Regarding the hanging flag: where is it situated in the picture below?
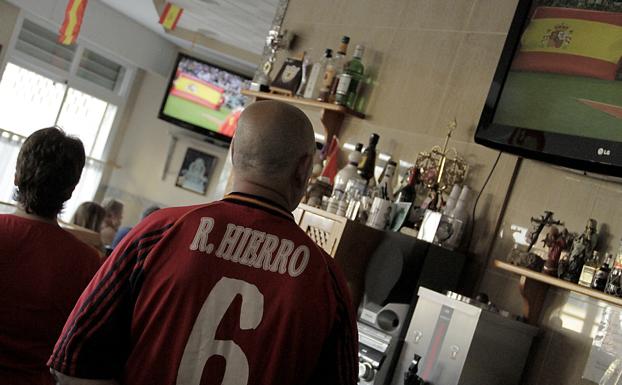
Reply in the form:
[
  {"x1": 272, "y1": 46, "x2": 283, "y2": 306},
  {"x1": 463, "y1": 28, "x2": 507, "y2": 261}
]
[
  {"x1": 58, "y1": 0, "x2": 88, "y2": 45},
  {"x1": 159, "y1": 3, "x2": 184, "y2": 31}
]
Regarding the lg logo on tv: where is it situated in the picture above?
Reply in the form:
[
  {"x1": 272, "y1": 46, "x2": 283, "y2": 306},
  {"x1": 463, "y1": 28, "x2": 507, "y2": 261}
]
[{"x1": 597, "y1": 148, "x2": 611, "y2": 156}]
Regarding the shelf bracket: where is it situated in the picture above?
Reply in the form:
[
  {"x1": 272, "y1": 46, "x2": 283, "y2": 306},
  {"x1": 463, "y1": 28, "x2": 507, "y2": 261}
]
[
  {"x1": 320, "y1": 109, "x2": 345, "y2": 148},
  {"x1": 519, "y1": 275, "x2": 549, "y2": 325}
]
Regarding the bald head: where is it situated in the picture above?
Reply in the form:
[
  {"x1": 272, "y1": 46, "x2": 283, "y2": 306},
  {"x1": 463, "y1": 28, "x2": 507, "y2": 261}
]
[
  {"x1": 231, "y1": 100, "x2": 316, "y2": 209},
  {"x1": 233, "y1": 100, "x2": 315, "y2": 180}
]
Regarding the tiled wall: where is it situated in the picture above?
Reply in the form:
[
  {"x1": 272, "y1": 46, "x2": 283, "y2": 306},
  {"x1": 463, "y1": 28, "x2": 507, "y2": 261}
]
[
  {"x1": 281, "y1": 0, "x2": 522, "y2": 295},
  {"x1": 281, "y1": 0, "x2": 621, "y2": 384}
]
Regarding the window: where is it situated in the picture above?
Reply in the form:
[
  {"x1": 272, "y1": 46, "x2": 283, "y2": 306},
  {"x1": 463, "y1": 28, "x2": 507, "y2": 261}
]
[{"x1": 0, "y1": 17, "x2": 134, "y2": 222}]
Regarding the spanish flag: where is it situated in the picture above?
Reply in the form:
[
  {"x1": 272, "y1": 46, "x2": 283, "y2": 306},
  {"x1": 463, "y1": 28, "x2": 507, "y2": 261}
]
[
  {"x1": 159, "y1": 3, "x2": 184, "y2": 31},
  {"x1": 58, "y1": 0, "x2": 88, "y2": 45},
  {"x1": 513, "y1": 7, "x2": 622, "y2": 80}
]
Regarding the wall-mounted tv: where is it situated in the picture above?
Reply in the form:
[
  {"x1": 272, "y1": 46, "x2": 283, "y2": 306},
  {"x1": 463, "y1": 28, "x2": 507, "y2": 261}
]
[
  {"x1": 475, "y1": 0, "x2": 622, "y2": 176},
  {"x1": 159, "y1": 53, "x2": 251, "y2": 146}
]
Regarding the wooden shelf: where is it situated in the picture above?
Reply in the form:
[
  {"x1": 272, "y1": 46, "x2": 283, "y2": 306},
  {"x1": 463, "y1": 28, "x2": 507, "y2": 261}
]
[
  {"x1": 242, "y1": 90, "x2": 366, "y2": 119},
  {"x1": 494, "y1": 259, "x2": 622, "y2": 324},
  {"x1": 242, "y1": 90, "x2": 365, "y2": 146},
  {"x1": 495, "y1": 259, "x2": 622, "y2": 306}
]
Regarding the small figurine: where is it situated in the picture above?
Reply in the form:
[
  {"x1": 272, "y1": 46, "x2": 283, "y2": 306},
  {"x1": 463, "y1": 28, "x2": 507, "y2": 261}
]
[
  {"x1": 559, "y1": 219, "x2": 599, "y2": 282},
  {"x1": 526, "y1": 211, "x2": 563, "y2": 252},
  {"x1": 542, "y1": 226, "x2": 568, "y2": 276}
]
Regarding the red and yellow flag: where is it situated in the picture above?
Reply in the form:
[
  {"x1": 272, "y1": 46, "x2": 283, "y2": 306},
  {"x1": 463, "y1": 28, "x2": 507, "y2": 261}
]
[
  {"x1": 58, "y1": 0, "x2": 88, "y2": 45},
  {"x1": 159, "y1": 3, "x2": 184, "y2": 30}
]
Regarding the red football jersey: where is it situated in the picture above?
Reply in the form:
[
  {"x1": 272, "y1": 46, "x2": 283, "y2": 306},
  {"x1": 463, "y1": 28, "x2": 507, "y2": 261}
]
[
  {"x1": 49, "y1": 193, "x2": 358, "y2": 385},
  {"x1": 0, "y1": 215, "x2": 101, "y2": 385}
]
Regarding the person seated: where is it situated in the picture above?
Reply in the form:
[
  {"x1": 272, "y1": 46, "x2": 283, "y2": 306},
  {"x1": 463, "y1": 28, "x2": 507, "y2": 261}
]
[
  {"x1": 49, "y1": 101, "x2": 358, "y2": 385},
  {"x1": 72, "y1": 201, "x2": 106, "y2": 233},
  {"x1": 0, "y1": 127, "x2": 101, "y2": 385},
  {"x1": 110, "y1": 205, "x2": 160, "y2": 250},
  {"x1": 99, "y1": 199, "x2": 123, "y2": 246}
]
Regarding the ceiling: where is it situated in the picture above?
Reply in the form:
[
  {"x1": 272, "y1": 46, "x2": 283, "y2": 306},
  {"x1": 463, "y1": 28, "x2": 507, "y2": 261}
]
[{"x1": 100, "y1": 0, "x2": 278, "y2": 68}]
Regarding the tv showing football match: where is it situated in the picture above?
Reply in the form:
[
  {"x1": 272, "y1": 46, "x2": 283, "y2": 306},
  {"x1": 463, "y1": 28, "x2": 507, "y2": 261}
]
[
  {"x1": 476, "y1": 0, "x2": 622, "y2": 175},
  {"x1": 159, "y1": 53, "x2": 251, "y2": 145}
]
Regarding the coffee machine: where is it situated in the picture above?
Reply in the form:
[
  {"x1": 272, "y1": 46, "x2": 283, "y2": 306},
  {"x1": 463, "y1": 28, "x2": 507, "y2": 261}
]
[{"x1": 357, "y1": 232, "x2": 465, "y2": 385}]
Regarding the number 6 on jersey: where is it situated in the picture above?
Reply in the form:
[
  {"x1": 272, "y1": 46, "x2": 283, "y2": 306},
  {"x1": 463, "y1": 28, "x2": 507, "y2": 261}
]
[{"x1": 177, "y1": 277, "x2": 264, "y2": 385}]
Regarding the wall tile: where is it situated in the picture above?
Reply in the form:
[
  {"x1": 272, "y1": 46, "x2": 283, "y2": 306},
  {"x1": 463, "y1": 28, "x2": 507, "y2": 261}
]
[
  {"x1": 370, "y1": 30, "x2": 463, "y2": 136},
  {"x1": 399, "y1": 0, "x2": 476, "y2": 31},
  {"x1": 467, "y1": 0, "x2": 519, "y2": 34},
  {"x1": 433, "y1": 33, "x2": 506, "y2": 142}
]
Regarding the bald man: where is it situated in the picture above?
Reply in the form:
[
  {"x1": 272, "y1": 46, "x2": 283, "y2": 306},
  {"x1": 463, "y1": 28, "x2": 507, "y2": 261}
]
[{"x1": 49, "y1": 101, "x2": 358, "y2": 385}]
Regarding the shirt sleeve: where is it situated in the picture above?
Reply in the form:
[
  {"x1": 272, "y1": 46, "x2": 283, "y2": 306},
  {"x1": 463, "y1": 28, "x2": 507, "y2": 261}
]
[
  {"x1": 310, "y1": 257, "x2": 359, "y2": 385},
  {"x1": 48, "y1": 220, "x2": 173, "y2": 379}
]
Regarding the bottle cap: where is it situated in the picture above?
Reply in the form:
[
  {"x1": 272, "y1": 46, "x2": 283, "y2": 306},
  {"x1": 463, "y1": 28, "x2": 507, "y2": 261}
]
[
  {"x1": 388, "y1": 160, "x2": 397, "y2": 167},
  {"x1": 355, "y1": 143, "x2": 364, "y2": 152},
  {"x1": 369, "y1": 133, "x2": 379, "y2": 146},
  {"x1": 341, "y1": 36, "x2": 351, "y2": 44},
  {"x1": 354, "y1": 44, "x2": 365, "y2": 58},
  {"x1": 324, "y1": 48, "x2": 333, "y2": 57}
]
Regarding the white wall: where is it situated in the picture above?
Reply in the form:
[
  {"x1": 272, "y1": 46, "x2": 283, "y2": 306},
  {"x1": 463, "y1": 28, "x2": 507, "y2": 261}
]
[
  {"x1": 6, "y1": 0, "x2": 177, "y2": 76},
  {"x1": 104, "y1": 71, "x2": 231, "y2": 226}
]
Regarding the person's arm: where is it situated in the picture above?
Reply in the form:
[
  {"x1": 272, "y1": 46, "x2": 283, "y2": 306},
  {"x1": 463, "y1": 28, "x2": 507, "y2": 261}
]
[
  {"x1": 51, "y1": 369, "x2": 119, "y2": 385},
  {"x1": 309, "y1": 259, "x2": 359, "y2": 385},
  {"x1": 47, "y1": 219, "x2": 173, "y2": 379}
]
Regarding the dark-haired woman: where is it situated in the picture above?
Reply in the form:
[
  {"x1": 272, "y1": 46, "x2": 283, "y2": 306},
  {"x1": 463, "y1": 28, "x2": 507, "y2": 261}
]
[{"x1": 0, "y1": 127, "x2": 101, "y2": 385}]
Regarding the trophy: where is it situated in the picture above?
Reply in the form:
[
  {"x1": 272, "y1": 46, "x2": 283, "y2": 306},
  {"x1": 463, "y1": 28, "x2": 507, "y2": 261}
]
[{"x1": 252, "y1": 26, "x2": 294, "y2": 90}]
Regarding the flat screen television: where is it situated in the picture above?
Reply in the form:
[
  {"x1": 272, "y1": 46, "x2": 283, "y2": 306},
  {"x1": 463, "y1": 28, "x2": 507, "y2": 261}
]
[
  {"x1": 159, "y1": 53, "x2": 251, "y2": 146},
  {"x1": 475, "y1": 0, "x2": 622, "y2": 176}
]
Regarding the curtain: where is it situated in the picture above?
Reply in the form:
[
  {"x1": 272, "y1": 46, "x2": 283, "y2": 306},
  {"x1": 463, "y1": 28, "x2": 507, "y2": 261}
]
[{"x1": 0, "y1": 130, "x2": 24, "y2": 204}]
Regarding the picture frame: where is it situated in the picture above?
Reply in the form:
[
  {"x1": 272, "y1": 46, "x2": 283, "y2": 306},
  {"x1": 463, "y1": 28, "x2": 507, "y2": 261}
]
[
  {"x1": 270, "y1": 55, "x2": 303, "y2": 96},
  {"x1": 175, "y1": 148, "x2": 217, "y2": 195}
]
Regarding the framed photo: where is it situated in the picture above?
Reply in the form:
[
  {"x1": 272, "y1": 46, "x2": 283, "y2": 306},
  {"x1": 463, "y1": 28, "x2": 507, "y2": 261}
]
[
  {"x1": 175, "y1": 148, "x2": 217, "y2": 195},
  {"x1": 270, "y1": 56, "x2": 303, "y2": 95}
]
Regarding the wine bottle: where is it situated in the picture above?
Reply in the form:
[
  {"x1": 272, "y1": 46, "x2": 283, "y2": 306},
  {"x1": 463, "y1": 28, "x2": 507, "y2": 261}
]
[
  {"x1": 357, "y1": 133, "x2": 379, "y2": 183},
  {"x1": 396, "y1": 167, "x2": 417, "y2": 203},
  {"x1": 605, "y1": 240, "x2": 622, "y2": 297},
  {"x1": 378, "y1": 160, "x2": 397, "y2": 200},
  {"x1": 593, "y1": 252, "x2": 613, "y2": 292}
]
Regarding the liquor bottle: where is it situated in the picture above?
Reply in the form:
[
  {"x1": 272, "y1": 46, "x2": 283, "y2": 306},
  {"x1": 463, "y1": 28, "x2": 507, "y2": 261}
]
[
  {"x1": 605, "y1": 240, "x2": 622, "y2": 297},
  {"x1": 378, "y1": 160, "x2": 397, "y2": 200},
  {"x1": 329, "y1": 35, "x2": 350, "y2": 102},
  {"x1": 357, "y1": 133, "x2": 379, "y2": 183},
  {"x1": 343, "y1": 44, "x2": 365, "y2": 109},
  {"x1": 592, "y1": 253, "x2": 613, "y2": 292},
  {"x1": 318, "y1": 50, "x2": 336, "y2": 102},
  {"x1": 404, "y1": 354, "x2": 426, "y2": 385},
  {"x1": 303, "y1": 49, "x2": 332, "y2": 100},
  {"x1": 579, "y1": 250, "x2": 601, "y2": 287},
  {"x1": 396, "y1": 167, "x2": 417, "y2": 203},
  {"x1": 333, "y1": 143, "x2": 364, "y2": 197}
]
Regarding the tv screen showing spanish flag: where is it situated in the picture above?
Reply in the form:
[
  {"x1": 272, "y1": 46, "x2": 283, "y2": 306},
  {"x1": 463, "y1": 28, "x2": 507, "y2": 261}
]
[
  {"x1": 160, "y1": 55, "x2": 250, "y2": 139},
  {"x1": 493, "y1": 1, "x2": 622, "y2": 142}
]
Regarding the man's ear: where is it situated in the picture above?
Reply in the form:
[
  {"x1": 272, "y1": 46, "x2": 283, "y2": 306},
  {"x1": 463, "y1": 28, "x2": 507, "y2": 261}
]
[
  {"x1": 230, "y1": 138, "x2": 236, "y2": 167},
  {"x1": 294, "y1": 153, "x2": 314, "y2": 187}
]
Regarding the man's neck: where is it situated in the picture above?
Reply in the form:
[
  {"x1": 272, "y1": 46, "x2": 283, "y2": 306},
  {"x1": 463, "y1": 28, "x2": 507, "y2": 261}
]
[
  {"x1": 231, "y1": 179, "x2": 293, "y2": 212},
  {"x1": 14, "y1": 206, "x2": 59, "y2": 226}
]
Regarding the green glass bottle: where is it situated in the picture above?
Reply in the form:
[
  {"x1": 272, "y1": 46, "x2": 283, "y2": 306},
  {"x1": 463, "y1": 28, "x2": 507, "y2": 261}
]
[{"x1": 344, "y1": 44, "x2": 365, "y2": 109}]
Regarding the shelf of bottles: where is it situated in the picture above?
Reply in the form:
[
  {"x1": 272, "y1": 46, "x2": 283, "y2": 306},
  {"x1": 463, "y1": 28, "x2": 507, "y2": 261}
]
[
  {"x1": 494, "y1": 259, "x2": 622, "y2": 308},
  {"x1": 241, "y1": 90, "x2": 366, "y2": 119}
]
